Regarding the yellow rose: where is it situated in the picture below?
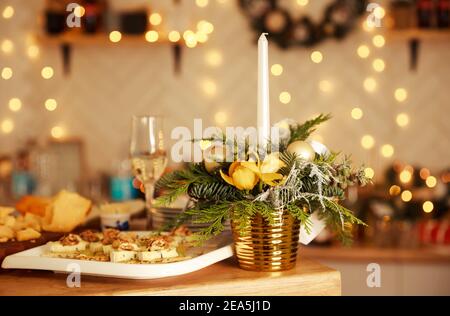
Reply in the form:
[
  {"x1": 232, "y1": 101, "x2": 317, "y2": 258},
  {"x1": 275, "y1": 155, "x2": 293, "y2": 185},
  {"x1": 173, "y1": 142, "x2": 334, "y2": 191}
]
[{"x1": 220, "y1": 153, "x2": 285, "y2": 190}]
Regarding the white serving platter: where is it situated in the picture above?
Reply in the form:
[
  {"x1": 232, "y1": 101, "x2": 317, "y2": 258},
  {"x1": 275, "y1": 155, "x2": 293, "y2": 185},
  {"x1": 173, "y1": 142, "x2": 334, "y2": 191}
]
[{"x1": 2, "y1": 233, "x2": 234, "y2": 280}]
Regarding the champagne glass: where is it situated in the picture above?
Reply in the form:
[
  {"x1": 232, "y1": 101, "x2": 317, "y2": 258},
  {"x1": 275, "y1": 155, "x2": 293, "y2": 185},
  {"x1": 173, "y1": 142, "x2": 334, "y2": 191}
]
[{"x1": 130, "y1": 116, "x2": 168, "y2": 227}]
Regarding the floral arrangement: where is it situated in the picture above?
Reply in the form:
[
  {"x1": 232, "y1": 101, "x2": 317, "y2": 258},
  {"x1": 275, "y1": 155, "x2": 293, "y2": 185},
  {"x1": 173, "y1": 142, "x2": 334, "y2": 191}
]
[{"x1": 155, "y1": 114, "x2": 370, "y2": 244}]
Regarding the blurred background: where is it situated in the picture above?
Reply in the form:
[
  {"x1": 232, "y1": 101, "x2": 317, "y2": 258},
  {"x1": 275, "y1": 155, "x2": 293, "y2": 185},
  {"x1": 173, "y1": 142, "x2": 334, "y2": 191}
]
[{"x1": 0, "y1": 0, "x2": 449, "y2": 295}]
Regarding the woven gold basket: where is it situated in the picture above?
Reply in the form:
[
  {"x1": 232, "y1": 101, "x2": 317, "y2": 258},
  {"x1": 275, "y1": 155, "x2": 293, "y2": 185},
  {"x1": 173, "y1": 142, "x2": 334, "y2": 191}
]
[{"x1": 231, "y1": 210, "x2": 300, "y2": 272}]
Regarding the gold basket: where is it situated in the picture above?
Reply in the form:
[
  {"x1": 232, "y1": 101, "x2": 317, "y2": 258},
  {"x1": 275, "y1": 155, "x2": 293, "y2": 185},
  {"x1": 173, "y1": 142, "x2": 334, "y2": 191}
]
[{"x1": 231, "y1": 210, "x2": 300, "y2": 272}]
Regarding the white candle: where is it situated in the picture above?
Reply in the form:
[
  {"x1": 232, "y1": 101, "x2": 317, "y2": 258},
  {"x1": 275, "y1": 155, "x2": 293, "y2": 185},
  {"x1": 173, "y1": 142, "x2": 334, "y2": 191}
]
[{"x1": 257, "y1": 33, "x2": 270, "y2": 144}]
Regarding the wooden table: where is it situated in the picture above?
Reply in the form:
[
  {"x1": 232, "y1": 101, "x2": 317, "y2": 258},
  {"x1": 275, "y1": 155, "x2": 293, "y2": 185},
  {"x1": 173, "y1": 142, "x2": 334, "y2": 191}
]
[{"x1": 0, "y1": 256, "x2": 341, "y2": 296}]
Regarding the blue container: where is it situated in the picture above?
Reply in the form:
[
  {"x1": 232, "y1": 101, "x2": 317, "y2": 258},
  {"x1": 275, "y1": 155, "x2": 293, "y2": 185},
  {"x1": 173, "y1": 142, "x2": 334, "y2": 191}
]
[{"x1": 110, "y1": 177, "x2": 137, "y2": 201}]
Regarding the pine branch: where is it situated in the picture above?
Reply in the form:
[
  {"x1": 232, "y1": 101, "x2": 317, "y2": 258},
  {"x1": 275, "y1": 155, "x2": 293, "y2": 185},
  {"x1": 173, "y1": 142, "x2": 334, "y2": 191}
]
[{"x1": 288, "y1": 113, "x2": 331, "y2": 143}]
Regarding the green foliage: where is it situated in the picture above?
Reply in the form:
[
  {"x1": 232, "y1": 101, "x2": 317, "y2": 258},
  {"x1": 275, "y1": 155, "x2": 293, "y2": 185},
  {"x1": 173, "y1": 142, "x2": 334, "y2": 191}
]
[{"x1": 288, "y1": 113, "x2": 332, "y2": 144}]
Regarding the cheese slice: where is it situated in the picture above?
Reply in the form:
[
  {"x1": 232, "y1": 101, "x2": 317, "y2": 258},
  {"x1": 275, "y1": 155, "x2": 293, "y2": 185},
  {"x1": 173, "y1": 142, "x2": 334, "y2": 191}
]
[
  {"x1": 110, "y1": 250, "x2": 136, "y2": 263},
  {"x1": 49, "y1": 240, "x2": 87, "y2": 253},
  {"x1": 161, "y1": 248, "x2": 179, "y2": 259},
  {"x1": 138, "y1": 251, "x2": 162, "y2": 262}
]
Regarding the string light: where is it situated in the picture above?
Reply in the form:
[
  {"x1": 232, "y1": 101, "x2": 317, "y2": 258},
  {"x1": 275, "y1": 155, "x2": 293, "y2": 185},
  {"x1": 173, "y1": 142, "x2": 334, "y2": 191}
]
[
  {"x1": 1, "y1": 67, "x2": 13, "y2": 80},
  {"x1": 214, "y1": 111, "x2": 228, "y2": 125},
  {"x1": 399, "y1": 169, "x2": 412, "y2": 183},
  {"x1": 73, "y1": 5, "x2": 85, "y2": 18},
  {"x1": 396, "y1": 113, "x2": 409, "y2": 127},
  {"x1": 362, "y1": 20, "x2": 375, "y2": 32},
  {"x1": 8, "y1": 98, "x2": 22, "y2": 112},
  {"x1": 183, "y1": 30, "x2": 197, "y2": 48},
  {"x1": 363, "y1": 77, "x2": 377, "y2": 92},
  {"x1": 27, "y1": 45, "x2": 40, "y2": 59},
  {"x1": 149, "y1": 13, "x2": 162, "y2": 26},
  {"x1": 361, "y1": 135, "x2": 375, "y2": 149},
  {"x1": 45, "y1": 99, "x2": 58, "y2": 111},
  {"x1": 168, "y1": 31, "x2": 181, "y2": 42},
  {"x1": 206, "y1": 50, "x2": 223, "y2": 67},
  {"x1": 202, "y1": 79, "x2": 217, "y2": 96},
  {"x1": 109, "y1": 31, "x2": 122, "y2": 43},
  {"x1": 51, "y1": 126, "x2": 65, "y2": 139},
  {"x1": 351, "y1": 107, "x2": 363, "y2": 120},
  {"x1": 271, "y1": 64, "x2": 283, "y2": 76},
  {"x1": 422, "y1": 201, "x2": 434, "y2": 213},
  {"x1": 196, "y1": 32, "x2": 208, "y2": 43},
  {"x1": 310, "y1": 51, "x2": 323, "y2": 63},
  {"x1": 419, "y1": 168, "x2": 430, "y2": 180},
  {"x1": 319, "y1": 80, "x2": 333, "y2": 93},
  {"x1": 394, "y1": 88, "x2": 408, "y2": 102},
  {"x1": 364, "y1": 167, "x2": 375, "y2": 179},
  {"x1": 372, "y1": 35, "x2": 385, "y2": 47},
  {"x1": 357, "y1": 45, "x2": 370, "y2": 58},
  {"x1": 372, "y1": 58, "x2": 385, "y2": 72},
  {"x1": 196, "y1": 0, "x2": 209, "y2": 7},
  {"x1": 380, "y1": 144, "x2": 394, "y2": 158},
  {"x1": 2, "y1": 6, "x2": 14, "y2": 19},
  {"x1": 41, "y1": 66, "x2": 54, "y2": 79},
  {"x1": 401, "y1": 190, "x2": 412, "y2": 202},
  {"x1": 1, "y1": 119, "x2": 14, "y2": 134},
  {"x1": 145, "y1": 30, "x2": 158, "y2": 42},
  {"x1": 197, "y1": 20, "x2": 214, "y2": 34},
  {"x1": 296, "y1": 0, "x2": 309, "y2": 5},
  {"x1": 389, "y1": 185, "x2": 401, "y2": 196},
  {"x1": 1, "y1": 39, "x2": 13, "y2": 54},
  {"x1": 425, "y1": 176, "x2": 437, "y2": 188},
  {"x1": 373, "y1": 6, "x2": 386, "y2": 19},
  {"x1": 279, "y1": 91, "x2": 291, "y2": 104}
]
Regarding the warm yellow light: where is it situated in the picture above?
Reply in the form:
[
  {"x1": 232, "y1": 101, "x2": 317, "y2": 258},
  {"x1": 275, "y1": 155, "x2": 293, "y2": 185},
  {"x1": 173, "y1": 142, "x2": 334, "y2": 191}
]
[
  {"x1": 364, "y1": 167, "x2": 375, "y2": 179},
  {"x1": 74, "y1": 5, "x2": 85, "y2": 18},
  {"x1": 1, "y1": 67, "x2": 12, "y2": 79},
  {"x1": 199, "y1": 140, "x2": 212, "y2": 150},
  {"x1": 351, "y1": 107, "x2": 363, "y2": 120},
  {"x1": 183, "y1": 30, "x2": 197, "y2": 48},
  {"x1": 361, "y1": 135, "x2": 375, "y2": 149},
  {"x1": 380, "y1": 144, "x2": 394, "y2": 158},
  {"x1": 145, "y1": 30, "x2": 159, "y2": 42},
  {"x1": 8, "y1": 98, "x2": 22, "y2": 112},
  {"x1": 373, "y1": 6, "x2": 386, "y2": 19},
  {"x1": 311, "y1": 134, "x2": 324, "y2": 143},
  {"x1": 372, "y1": 58, "x2": 385, "y2": 72},
  {"x1": 319, "y1": 80, "x2": 333, "y2": 93},
  {"x1": 51, "y1": 126, "x2": 65, "y2": 139},
  {"x1": 279, "y1": 91, "x2": 291, "y2": 104},
  {"x1": 197, "y1": 20, "x2": 214, "y2": 34},
  {"x1": 396, "y1": 113, "x2": 409, "y2": 127},
  {"x1": 426, "y1": 176, "x2": 437, "y2": 188},
  {"x1": 27, "y1": 45, "x2": 40, "y2": 59},
  {"x1": 389, "y1": 185, "x2": 401, "y2": 196},
  {"x1": 45, "y1": 99, "x2": 58, "y2": 111},
  {"x1": 196, "y1": 0, "x2": 209, "y2": 7},
  {"x1": 364, "y1": 77, "x2": 377, "y2": 92},
  {"x1": 394, "y1": 88, "x2": 408, "y2": 102},
  {"x1": 401, "y1": 190, "x2": 412, "y2": 202},
  {"x1": 357, "y1": 45, "x2": 370, "y2": 58},
  {"x1": 1, "y1": 39, "x2": 13, "y2": 54},
  {"x1": 423, "y1": 201, "x2": 434, "y2": 213},
  {"x1": 214, "y1": 111, "x2": 228, "y2": 125},
  {"x1": 372, "y1": 35, "x2": 385, "y2": 47},
  {"x1": 149, "y1": 13, "x2": 162, "y2": 26},
  {"x1": 296, "y1": 0, "x2": 309, "y2": 6},
  {"x1": 206, "y1": 50, "x2": 223, "y2": 67},
  {"x1": 419, "y1": 168, "x2": 430, "y2": 180},
  {"x1": 202, "y1": 79, "x2": 217, "y2": 96},
  {"x1": 109, "y1": 31, "x2": 122, "y2": 43},
  {"x1": 362, "y1": 19, "x2": 375, "y2": 32},
  {"x1": 1, "y1": 119, "x2": 14, "y2": 134},
  {"x1": 195, "y1": 32, "x2": 208, "y2": 43},
  {"x1": 2, "y1": 6, "x2": 14, "y2": 19},
  {"x1": 41, "y1": 66, "x2": 54, "y2": 79},
  {"x1": 271, "y1": 64, "x2": 283, "y2": 76},
  {"x1": 311, "y1": 51, "x2": 323, "y2": 63},
  {"x1": 168, "y1": 31, "x2": 181, "y2": 42},
  {"x1": 399, "y1": 170, "x2": 412, "y2": 183}
]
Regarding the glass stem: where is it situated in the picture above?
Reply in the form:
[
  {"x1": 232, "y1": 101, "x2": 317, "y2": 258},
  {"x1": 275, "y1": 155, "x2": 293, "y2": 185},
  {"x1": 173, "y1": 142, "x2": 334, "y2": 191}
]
[{"x1": 144, "y1": 182, "x2": 155, "y2": 229}]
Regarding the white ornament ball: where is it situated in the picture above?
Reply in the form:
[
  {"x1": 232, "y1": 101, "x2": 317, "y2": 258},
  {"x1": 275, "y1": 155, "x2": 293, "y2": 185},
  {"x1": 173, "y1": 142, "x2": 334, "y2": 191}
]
[
  {"x1": 203, "y1": 145, "x2": 226, "y2": 172},
  {"x1": 287, "y1": 141, "x2": 316, "y2": 161}
]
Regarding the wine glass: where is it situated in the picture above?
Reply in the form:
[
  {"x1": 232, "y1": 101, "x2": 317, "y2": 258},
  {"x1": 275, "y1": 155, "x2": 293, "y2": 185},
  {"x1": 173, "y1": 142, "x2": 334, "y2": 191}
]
[{"x1": 130, "y1": 116, "x2": 168, "y2": 227}]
